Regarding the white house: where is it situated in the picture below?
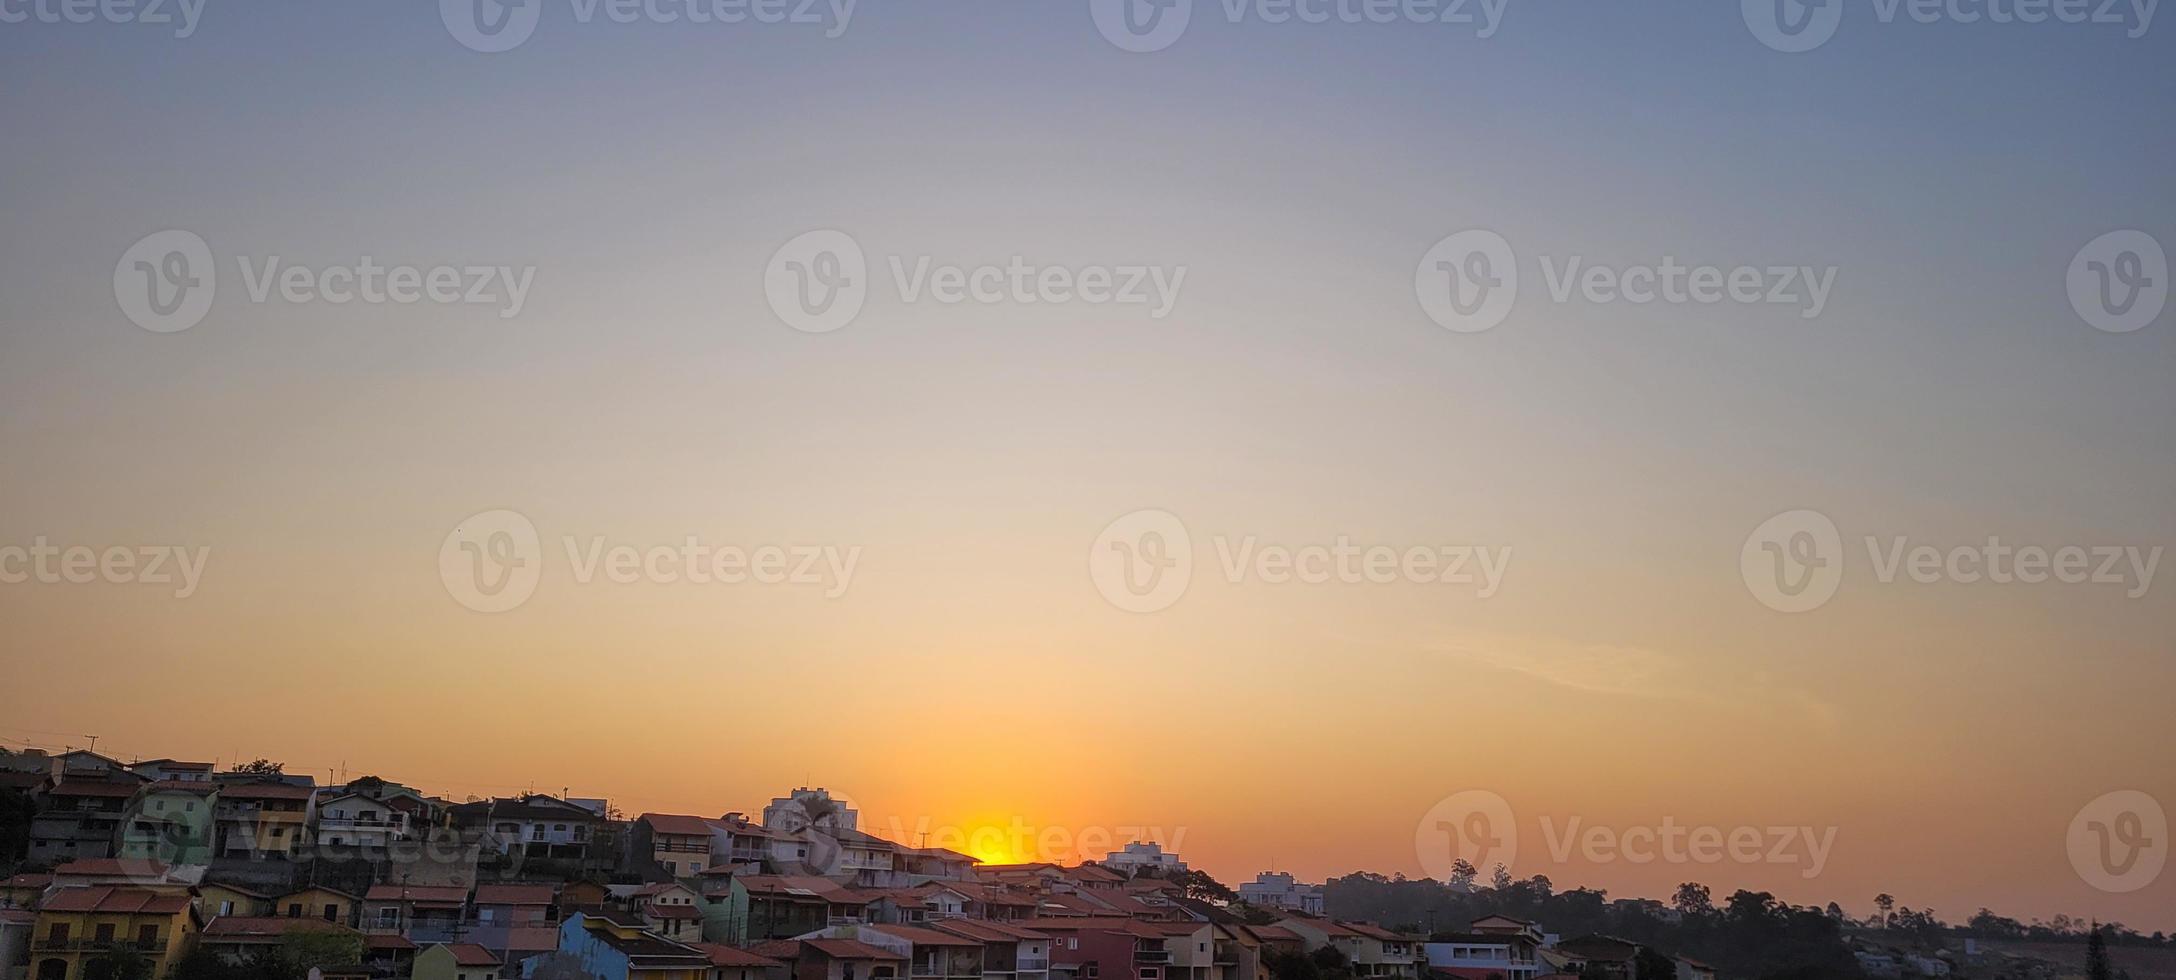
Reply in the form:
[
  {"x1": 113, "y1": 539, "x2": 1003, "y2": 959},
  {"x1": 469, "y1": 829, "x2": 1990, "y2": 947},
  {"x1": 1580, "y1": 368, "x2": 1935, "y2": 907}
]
[{"x1": 1235, "y1": 873, "x2": 1323, "y2": 915}]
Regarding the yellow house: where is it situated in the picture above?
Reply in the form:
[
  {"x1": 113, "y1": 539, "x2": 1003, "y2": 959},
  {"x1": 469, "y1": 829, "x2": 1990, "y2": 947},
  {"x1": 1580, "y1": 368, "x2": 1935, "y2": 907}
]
[
  {"x1": 273, "y1": 886, "x2": 359, "y2": 925},
  {"x1": 194, "y1": 883, "x2": 271, "y2": 919},
  {"x1": 30, "y1": 887, "x2": 199, "y2": 980}
]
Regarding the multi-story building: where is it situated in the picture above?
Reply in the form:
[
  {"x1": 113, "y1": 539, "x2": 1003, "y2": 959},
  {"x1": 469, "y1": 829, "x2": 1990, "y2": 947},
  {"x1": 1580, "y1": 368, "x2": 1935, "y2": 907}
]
[
  {"x1": 633, "y1": 815, "x2": 717, "y2": 879},
  {"x1": 1233, "y1": 875, "x2": 1321, "y2": 916},
  {"x1": 761, "y1": 789, "x2": 857, "y2": 838},
  {"x1": 1097, "y1": 844, "x2": 1183, "y2": 878},
  {"x1": 28, "y1": 887, "x2": 198, "y2": 980},
  {"x1": 1144, "y1": 923, "x2": 1213, "y2": 980},
  {"x1": 27, "y1": 779, "x2": 137, "y2": 865},
  {"x1": 212, "y1": 780, "x2": 316, "y2": 860},
  {"x1": 117, "y1": 781, "x2": 219, "y2": 869},
  {"x1": 125, "y1": 761, "x2": 213, "y2": 784},
  {"x1": 362, "y1": 884, "x2": 471, "y2": 944},
  {"x1": 1025, "y1": 917, "x2": 1171, "y2": 980},
  {"x1": 1423, "y1": 917, "x2": 1542, "y2": 980},
  {"x1": 841, "y1": 925, "x2": 984, "y2": 980},
  {"x1": 315, "y1": 792, "x2": 413, "y2": 855},
  {"x1": 930, "y1": 919, "x2": 1051, "y2": 980},
  {"x1": 631, "y1": 883, "x2": 705, "y2": 944},
  {"x1": 459, "y1": 796, "x2": 598, "y2": 860},
  {"x1": 1275, "y1": 921, "x2": 1423, "y2": 980}
]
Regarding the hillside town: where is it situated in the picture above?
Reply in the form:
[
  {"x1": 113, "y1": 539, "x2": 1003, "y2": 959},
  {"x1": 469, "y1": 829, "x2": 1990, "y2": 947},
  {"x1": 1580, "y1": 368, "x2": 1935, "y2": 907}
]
[{"x1": 0, "y1": 747, "x2": 2149, "y2": 980}]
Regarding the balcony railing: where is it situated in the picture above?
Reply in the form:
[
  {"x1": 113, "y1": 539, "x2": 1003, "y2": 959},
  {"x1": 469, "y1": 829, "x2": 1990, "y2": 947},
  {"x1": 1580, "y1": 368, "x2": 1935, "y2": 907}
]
[{"x1": 1134, "y1": 951, "x2": 1171, "y2": 964}]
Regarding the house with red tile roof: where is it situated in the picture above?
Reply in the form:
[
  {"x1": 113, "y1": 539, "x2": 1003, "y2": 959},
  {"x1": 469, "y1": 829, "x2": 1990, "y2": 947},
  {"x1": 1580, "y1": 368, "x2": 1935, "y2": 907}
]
[
  {"x1": 362, "y1": 884, "x2": 470, "y2": 944},
  {"x1": 814, "y1": 925, "x2": 985, "y2": 980},
  {"x1": 635, "y1": 814, "x2": 720, "y2": 880},
  {"x1": 632, "y1": 882, "x2": 705, "y2": 943},
  {"x1": 691, "y1": 941, "x2": 786, "y2": 980},
  {"x1": 31, "y1": 887, "x2": 201, "y2": 980},
  {"x1": 1276, "y1": 919, "x2": 1426, "y2": 980},
  {"x1": 1021, "y1": 917, "x2": 1174, "y2": 980},
  {"x1": 932, "y1": 919, "x2": 1054, "y2": 980},
  {"x1": 198, "y1": 915, "x2": 361, "y2": 961},
  {"x1": 28, "y1": 778, "x2": 138, "y2": 864},
  {"x1": 211, "y1": 779, "x2": 317, "y2": 861}
]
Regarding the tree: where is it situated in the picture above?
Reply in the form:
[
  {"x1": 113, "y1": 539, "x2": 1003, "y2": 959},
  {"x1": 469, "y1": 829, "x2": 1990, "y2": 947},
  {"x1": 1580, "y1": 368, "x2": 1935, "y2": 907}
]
[
  {"x1": 281, "y1": 929, "x2": 364, "y2": 972},
  {"x1": 1489, "y1": 865, "x2": 1513, "y2": 891},
  {"x1": 2087, "y1": 923, "x2": 2113, "y2": 980},
  {"x1": 235, "y1": 759, "x2": 284, "y2": 776},
  {"x1": 1448, "y1": 859, "x2": 1478, "y2": 889},
  {"x1": 1174, "y1": 868, "x2": 1238, "y2": 904},
  {"x1": 1873, "y1": 893, "x2": 1895, "y2": 929},
  {"x1": 1672, "y1": 882, "x2": 1713, "y2": 918}
]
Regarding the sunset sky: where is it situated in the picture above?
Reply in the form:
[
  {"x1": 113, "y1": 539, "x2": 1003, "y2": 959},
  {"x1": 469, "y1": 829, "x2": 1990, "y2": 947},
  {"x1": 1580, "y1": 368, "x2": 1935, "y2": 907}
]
[{"x1": 2, "y1": 0, "x2": 2172, "y2": 936}]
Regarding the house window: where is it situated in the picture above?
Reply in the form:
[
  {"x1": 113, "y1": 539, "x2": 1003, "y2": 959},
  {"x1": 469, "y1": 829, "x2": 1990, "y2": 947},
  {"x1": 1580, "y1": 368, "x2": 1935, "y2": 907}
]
[
  {"x1": 323, "y1": 905, "x2": 338, "y2": 922},
  {"x1": 138, "y1": 926, "x2": 158, "y2": 947},
  {"x1": 95, "y1": 925, "x2": 115, "y2": 943},
  {"x1": 46, "y1": 924, "x2": 68, "y2": 944},
  {"x1": 378, "y1": 909, "x2": 399, "y2": 927},
  {"x1": 219, "y1": 901, "x2": 235, "y2": 916},
  {"x1": 289, "y1": 904, "x2": 303, "y2": 917}
]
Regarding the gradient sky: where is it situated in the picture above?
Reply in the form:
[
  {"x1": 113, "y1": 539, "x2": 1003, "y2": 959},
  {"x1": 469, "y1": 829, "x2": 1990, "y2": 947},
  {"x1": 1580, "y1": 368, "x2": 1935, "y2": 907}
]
[{"x1": 2, "y1": 0, "x2": 2173, "y2": 934}]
